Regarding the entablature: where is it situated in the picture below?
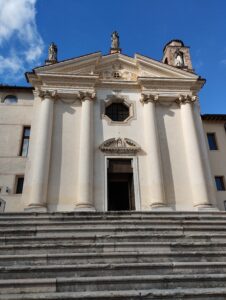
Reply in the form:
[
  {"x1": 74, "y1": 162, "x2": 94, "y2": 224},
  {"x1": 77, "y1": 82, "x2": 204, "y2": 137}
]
[{"x1": 34, "y1": 88, "x2": 96, "y2": 102}]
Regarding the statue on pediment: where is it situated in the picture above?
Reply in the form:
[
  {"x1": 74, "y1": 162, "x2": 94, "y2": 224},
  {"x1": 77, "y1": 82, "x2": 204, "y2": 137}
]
[
  {"x1": 48, "y1": 42, "x2": 58, "y2": 62},
  {"x1": 111, "y1": 31, "x2": 120, "y2": 49}
]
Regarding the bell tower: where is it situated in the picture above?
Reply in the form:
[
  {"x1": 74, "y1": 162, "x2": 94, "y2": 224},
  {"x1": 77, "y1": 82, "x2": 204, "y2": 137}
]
[{"x1": 162, "y1": 39, "x2": 193, "y2": 72}]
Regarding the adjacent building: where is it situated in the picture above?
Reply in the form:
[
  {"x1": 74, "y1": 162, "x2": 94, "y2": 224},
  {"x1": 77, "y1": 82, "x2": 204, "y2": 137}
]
[{"x1": 0, "y1": 37, "x2": 226, "y2": 212}]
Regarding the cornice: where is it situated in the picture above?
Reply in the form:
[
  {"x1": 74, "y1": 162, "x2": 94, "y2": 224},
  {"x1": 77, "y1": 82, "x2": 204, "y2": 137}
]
[
  {"x1": 33, "y1": 52, "x2": 102, "y2": 72},
  {"x1": 138, "y1": 77, "x2": 204, "y2": 91}
]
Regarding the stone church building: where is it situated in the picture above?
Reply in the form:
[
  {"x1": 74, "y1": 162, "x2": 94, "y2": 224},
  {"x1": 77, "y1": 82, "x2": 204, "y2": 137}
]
[{"x1": 1, "y1": 35, "x2": 226, "y2": 213}]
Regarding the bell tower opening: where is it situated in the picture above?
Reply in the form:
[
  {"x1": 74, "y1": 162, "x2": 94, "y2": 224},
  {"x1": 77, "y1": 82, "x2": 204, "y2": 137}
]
[{"x1": 107, "y1": 158, "x2": 135, "y2": 211}]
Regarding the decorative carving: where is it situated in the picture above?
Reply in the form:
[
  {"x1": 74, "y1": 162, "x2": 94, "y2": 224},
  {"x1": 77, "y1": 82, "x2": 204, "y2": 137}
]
[
  {"x1": 140, "y1": 93, "x2": 159, "y2": 104},
  {"x1": 75, "y1": 91, "x2": 96, "y2": 101},
  {"x1": 176, "y1": 94, "x2": 198, "y2": 105},
  {"x1": 37, "y1": 90, "x2": 59, "y2": 100},
  {"x1": 100, "y1": 138, "x2": 141, "y2": 154}
]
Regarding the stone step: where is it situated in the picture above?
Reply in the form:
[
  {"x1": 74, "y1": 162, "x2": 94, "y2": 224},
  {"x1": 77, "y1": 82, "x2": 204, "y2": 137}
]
[
  {"x1": 3, "y1": 225, "x2": 226, "y2": 237},
  {"x1": 2, "y1": 232, "x2": 226, "y2": 245},
  {"x1": 1, "y1": 262, "x2": 226, "y2": 279},
  {"x1": 1, "y1": 251, "x2": 226, "y2": 266},
  {"x1": 1, "y1": 288, "x2": 226, "y2": 300},
  {"x1": 2, "y1": 219, "x2": 226, "y2": 226},
  {"x1": 1, "y1": 211, "x2": 226, "y2": 221},
  {"x1": 1, "y1": 274, "x2": 226, "y2": 294},
  {"x1": 0, "y1": 241, "x2": 226, "y2": 255},
  {"x1": 1, "y1": 212, "x2": 226, "y2": 298}
]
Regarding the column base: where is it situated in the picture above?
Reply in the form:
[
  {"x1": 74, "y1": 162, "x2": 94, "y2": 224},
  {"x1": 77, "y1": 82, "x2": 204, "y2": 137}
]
[
  {"x1": 194, "y1": 204, "x2": 219, "y2": 211},
  {"x1": 74, "y1": 203, "x2": 96, "y2": 212},
  {"x1": 24, "y1": 204, "x2": 47, "y2": 212},
  {"x1": 150, "y1": 203, "x2": 173, "y2": 211}
]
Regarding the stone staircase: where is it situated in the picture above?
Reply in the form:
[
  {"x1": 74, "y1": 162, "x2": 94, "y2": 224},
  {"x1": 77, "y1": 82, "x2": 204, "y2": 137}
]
[{"x1": 1, "y1": 211, "x2": 226, "y2": 299}]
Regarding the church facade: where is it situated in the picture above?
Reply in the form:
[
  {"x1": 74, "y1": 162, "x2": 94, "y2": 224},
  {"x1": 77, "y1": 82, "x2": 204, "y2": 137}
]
[{"x1": 0, "y1": 36, "x2": 226, "y2": 212}]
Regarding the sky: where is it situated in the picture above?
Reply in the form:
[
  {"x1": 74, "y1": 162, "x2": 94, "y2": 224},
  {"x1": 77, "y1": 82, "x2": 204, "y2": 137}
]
[{"x1": 0, "y1": 0, "x2": 225, "y2": 113}]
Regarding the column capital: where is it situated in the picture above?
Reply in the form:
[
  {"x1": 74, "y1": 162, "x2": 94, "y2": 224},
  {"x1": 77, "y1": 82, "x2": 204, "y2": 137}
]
[
  {"x1": 176, "y1": 94, "x2": 198, "y2": 106},
  {"x1": 75, "y1": 91, "x2": 96, "y2": 102},
  {"x1": 35, "y1": 89, "x2": 59, "y2": 101},
  {"x1": 140, "y1": 93, "x2": 159, "y2": 104}
]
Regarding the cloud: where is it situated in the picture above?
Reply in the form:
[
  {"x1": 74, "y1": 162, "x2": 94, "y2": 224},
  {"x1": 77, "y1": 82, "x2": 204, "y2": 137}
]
[
  {"x1": 0, "y1": 0, "x2": 44, "y2": 83},
  {"x1": 221, "y1": 59, "x2": 226, "y2": 65}
]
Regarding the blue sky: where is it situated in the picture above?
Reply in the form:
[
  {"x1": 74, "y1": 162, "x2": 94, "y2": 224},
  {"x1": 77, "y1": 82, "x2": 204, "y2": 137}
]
[{"x1": 0, "y1": 0, "x2": 225, "y2": 113}]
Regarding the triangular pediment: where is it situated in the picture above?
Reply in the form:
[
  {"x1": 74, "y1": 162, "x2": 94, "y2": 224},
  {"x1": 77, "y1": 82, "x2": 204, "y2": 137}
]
[
  {"x1": 32, "y1": 52, "x2": 199, "y2": 82},
  {"x1": 34, "y1": 52, "x2": 102, "y2": 75}
]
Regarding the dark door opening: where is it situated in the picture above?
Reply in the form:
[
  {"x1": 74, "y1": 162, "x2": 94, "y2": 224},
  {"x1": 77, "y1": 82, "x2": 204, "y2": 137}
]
[{"x1": 107, "y1": 159, "x2": 135, "y2": 211}]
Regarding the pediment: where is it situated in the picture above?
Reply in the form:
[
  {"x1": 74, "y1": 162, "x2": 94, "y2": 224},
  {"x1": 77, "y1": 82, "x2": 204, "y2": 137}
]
[
  {"x1": 33, "y1": 52, "x2": 198, "y2": 82},
  {"x1": 34, "y1": 52, "x2": 102, "y2": 75}
]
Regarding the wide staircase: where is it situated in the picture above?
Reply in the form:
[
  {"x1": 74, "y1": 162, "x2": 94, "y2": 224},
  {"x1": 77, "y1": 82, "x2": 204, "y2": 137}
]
[{"x1": 1, "y1": 211, "x2": 226, "y2": 299}]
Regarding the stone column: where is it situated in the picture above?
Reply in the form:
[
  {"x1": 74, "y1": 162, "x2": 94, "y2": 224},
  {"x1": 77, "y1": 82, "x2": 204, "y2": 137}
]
[
  {"x1": 141, "y1": 94, "x2": 166, "y2": 209},
  {"x1": 179, "y1": 95, "x2": 213, "y2": 209},
  {"x1": 193, "y1": 101, "x2": 217, "y2": 208},
  {"x1": 26, "y1": 90, "x2": 57, "y2": 211},
  {"x1": 75, "y1": 92, "x2": 96, "y2": 211}
]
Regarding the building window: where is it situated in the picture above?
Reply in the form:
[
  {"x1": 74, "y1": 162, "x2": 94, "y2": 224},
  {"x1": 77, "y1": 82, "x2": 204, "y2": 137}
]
[
  {"x1": 16, "y1": 176, "x2": 24, "y2": 194},
  {"x1": 3, "y1": 95, "x2": 18, "y2": 104},
  {"x1": 105, "y1": 103, "x2": 129, "y2": 122},
  {"x1": 20, "y1": 127, "x2": 30, "y2": 157},
  {"x1": 207, "y1": 133, "x2": 218, "y2": 150},
  {"x1": 215, "y1": 176, "x2": 225, "y2": 191}
]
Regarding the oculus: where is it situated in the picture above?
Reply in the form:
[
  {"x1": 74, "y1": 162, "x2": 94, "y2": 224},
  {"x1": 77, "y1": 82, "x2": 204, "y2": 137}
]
[
  {"x1": 103, "y1": 95, "x2": 135, "y2": 125},
  {"x1": 105, "y1": 102, "x2": 129, "y2": 122}
]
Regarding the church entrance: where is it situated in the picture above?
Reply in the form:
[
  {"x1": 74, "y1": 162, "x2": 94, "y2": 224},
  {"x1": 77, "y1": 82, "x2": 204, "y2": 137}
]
[{"x1": 107, "y1": 159, "x2": 135, "y2": 211}]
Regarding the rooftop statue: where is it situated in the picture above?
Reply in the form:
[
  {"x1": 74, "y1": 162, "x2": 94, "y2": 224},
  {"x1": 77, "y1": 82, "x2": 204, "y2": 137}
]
[
  {"x1": 48, "y1": 42, "x2": 58, "y2": 62},
  {"x1": 111, "y1": 31, "x2": 120, "y2": 49}
]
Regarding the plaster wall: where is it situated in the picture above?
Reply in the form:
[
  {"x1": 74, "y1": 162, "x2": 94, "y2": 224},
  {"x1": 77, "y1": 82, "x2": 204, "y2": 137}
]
[
  {"x1": 203, "y1": 120, "x2": 226, "y2": 210},
  {"x1": 0, "y1": 91, "x2": 33, "y2": 211}
]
